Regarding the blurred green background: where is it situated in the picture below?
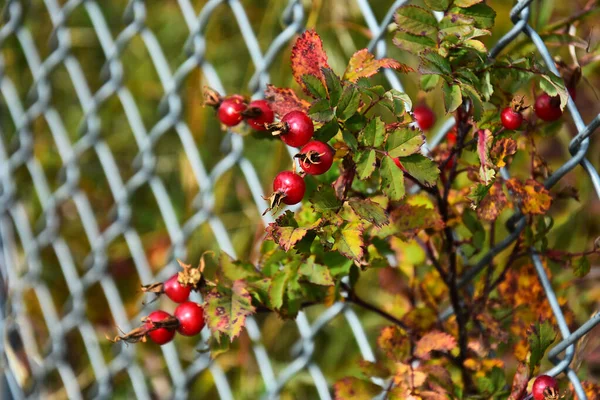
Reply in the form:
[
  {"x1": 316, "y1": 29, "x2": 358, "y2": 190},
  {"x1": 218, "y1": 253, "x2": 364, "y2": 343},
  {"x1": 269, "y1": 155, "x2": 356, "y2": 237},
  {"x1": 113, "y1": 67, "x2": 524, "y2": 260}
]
[{"x1": 1, "y1": 0, "x2": 600, "y2": 398}]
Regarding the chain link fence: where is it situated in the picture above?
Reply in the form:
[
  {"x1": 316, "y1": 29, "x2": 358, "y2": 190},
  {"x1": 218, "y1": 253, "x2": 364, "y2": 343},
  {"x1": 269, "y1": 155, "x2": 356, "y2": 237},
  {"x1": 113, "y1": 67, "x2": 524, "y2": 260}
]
[{"x1": 0, "y1": 0, "x2": 599, "y2": 399}]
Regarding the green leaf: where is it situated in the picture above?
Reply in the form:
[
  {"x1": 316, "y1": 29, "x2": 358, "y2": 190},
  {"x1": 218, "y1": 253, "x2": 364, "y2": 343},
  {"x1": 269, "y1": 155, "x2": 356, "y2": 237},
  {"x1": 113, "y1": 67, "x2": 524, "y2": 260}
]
[
  {"x1": 394, "y1": 5, "x2": 439, "y2": 41},
  {"x1": 345, "y1": 113, "x2": 368, "y2": 133},
  {"x1": 314, "y1": 119, "x2": 340, "y2": 142},
  {"x1": 343, "y1": 129, "x2": 359, "y2": 152},
  {"x1": 380, "y1": 156, "x2": 406, "y2": 201},
  {"x1": 384, "y1": 89, "x2": 412, "y2": 114},
  {"x1": 332, "y1": 223, "x2": 365, "y2": 260},
  {"x1": 442, "y1": 80, "x2": 462, "y2": 113},
  {"x1": 573, "y1": 256, "x2": 591, "y2": 278},
  {"x1": 204, "y1": 281, "x2": 256, "y2": 342},
  {"x1": 359, "y1": 117, "x2": 386, "y2": 147},
  {"x1": 451, "y1": 3, "x2": 496, "y2": 29},
  {"x1": 336, "y1": 85, "x2": 361, "y2": 120},
  {"x1": 386, "y1": 127, "x2": 424, "y2": 158},
  {"x1": 528, "y1": 320, "x2": 558, "y2": 376},
  {"x1": 540, "y1": 74, "x2": 568, "y2": 109},
  {"x1": 460, "y1": 82, "x2": 484, "y2": 120},
  {"x1": 401, "y1": 154, "x2": 440, "y2": 186},
  {"x1": 420, "y1": 74, "x2": 441, "y2": 91},
  {"x1": 334, "y1": 377, "x2": 382, "y2": 400},
  {"x1": 424, "y1": 0, "x2": 451, "y2": 11},
  {"x1": 454, "y1": 0, "x2": 482, "y2": 6},
  {"x1": 310, "y1": 185, "x2": 342, "y2": 214},
  {"x1": 419, "y1": 51, "x2": 452, "y2": 75},
  {"x1": 269, "y1": 270, "x2": 289, "y2": 310},
  {"x1": 354, "y1": 150, "x2": 377, "y2": 180},
  {"x1": 481, "y1": 71, "x2": 493, "y2": 101},
  {"x1": 322, "y1": 67, "x2": 342, "y2": 105},
  {"x1": 348, "y1": 198, "x2": 389, "y2": 228},
  {"x1": 299, "y1": 256, "x2": 334, "y2": 286},
  {"x1": 309, "y1": 98, "x2": 335, "y2": 122},
  {"x1": 393, "y1": 31, "x2": 437, "y2": 54},
  {"x1": 302, "y1": 74, "x2": 328, "y2": 99},
  {"x1": 220, "y1": 253, "x2": 262, "y2": 281}
]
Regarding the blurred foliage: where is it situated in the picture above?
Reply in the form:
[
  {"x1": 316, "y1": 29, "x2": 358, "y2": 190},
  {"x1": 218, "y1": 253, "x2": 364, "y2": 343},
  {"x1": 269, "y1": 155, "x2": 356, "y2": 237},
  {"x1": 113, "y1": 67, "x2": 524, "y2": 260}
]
[{"x1": 1, "y1": 0, "x2": 600, "y2": 399}]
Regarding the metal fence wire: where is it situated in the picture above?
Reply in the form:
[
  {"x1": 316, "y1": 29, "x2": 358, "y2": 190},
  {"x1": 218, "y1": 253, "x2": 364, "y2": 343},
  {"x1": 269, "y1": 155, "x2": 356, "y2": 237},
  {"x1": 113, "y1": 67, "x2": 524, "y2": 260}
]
[{"x1": 0, "y1": 0, "x2": 599, "y2": 399}]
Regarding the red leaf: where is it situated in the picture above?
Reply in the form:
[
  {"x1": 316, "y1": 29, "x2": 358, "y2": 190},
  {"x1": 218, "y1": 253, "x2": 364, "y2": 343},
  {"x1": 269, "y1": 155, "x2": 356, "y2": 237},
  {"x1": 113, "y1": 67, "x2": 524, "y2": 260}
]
[
  {"x1": 264, "y1": 84, "x2": 310, "y2": 117},
  {"x1": 291, "y1": 29, "x2": 330, "y2": 94},
  {"x1": 344, "y1": 49, "x2": 413, "y2": 82},
  {"x1": 508, "y1": 363, "x2": 530, "y2": 400}
]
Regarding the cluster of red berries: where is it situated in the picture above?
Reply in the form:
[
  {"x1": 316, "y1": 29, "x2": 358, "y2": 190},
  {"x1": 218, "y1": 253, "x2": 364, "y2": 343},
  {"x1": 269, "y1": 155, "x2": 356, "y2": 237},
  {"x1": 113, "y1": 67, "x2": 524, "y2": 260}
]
[
  {"x1": 109, "y1": 262, "x2": 205, "y2": 346},
  {"x1": 531, "y1": 375, "x2": 559, "y2": 400},
  {"x1": 204, "y1": 88, "x2": 275, "y2": 130}
]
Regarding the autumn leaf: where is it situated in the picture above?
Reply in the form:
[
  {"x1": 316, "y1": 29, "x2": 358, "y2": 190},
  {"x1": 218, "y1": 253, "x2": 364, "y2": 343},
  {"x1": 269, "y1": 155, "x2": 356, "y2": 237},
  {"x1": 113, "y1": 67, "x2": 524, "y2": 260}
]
[
  {"x1": 393, "y1": 362, "x2": 428, "y2": 389},
  {"x1": 291, "y1": 30, "x2": 330, "y2": 95},
  {"x1": 334, "y1": 377, "x2": 382, "y2": 400},
  {"x1": 377, "y1": 326, "x2": 411, "y2": 362},
  {"x1": 575, "y1": 381, "x2": 600, "y2": 400},
  {"x1": 332, "y1": 223, "x2": 365, "y2": 260},
  {"x1": 492, "y1": 137, "x2": 517, "y2": 168},
  {"x1": 506, "y1": 178, "x2": 552, "y2": 214},
  {"x1": 344, "y1": 48, "x2": 413, "y2": 82},
  {"x1": 390, "y1": 203, "x2": 444, "y2": 238},
  {"x1": 204, "y1": 280, "x2": 256, "y2": 342},
  {"x1": 299, "y1": 256, "x2": 334, "y2": 286},
  {"x1": 265, "y1": 84, "x2": 310, "y2": 116},
  {"x1": 414, "y1": 331, "x2": 457, "y2": 360},
  {"x1": 477, "y1": 129, "x2": 495, "y2": 184},
  {"x1": 507, "y1": 363, "x2": 529, "y2": 400},
  {"x1": 265, "y1": 210, "x2": 320, "y2": 252},
  {"x1": 477, "y1": 182, "x2": 508, "y2": 221}
]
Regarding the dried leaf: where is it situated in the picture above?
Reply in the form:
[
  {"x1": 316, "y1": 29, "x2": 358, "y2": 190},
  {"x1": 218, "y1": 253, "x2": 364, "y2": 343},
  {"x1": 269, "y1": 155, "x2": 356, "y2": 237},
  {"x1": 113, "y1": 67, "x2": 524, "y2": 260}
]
[
  {"x1": 477, "y1": 182, "x2": 508, "y2": 221},
  {"x1": 414, "y1": 331, "x2": 457, "y2": 360},
  {"x1": 477, "y1": 129, "x2": 495, "y2": 184},
  {"x1": 291, "y1": 30, "x2": 330, "y2": 95},
  {"x1": 264, "y1": 84, "x2": 310, "y2": 116},
  {"x1": 506, "y1": 178, "x2": 552, "y2": 215},
  {"x1": 492, "y1": 137, "x2": 517, "y2": 168},
  {"x1": 344, "y1": 48, "x2": 413, "y2": 82}
]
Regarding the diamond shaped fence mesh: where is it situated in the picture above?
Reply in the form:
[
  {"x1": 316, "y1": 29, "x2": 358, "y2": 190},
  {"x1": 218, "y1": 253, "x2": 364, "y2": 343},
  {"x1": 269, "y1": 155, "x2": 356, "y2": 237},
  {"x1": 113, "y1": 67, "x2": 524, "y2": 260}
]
[{"x1": 0, "y1": 0, "x2": 599, "y2": 399}]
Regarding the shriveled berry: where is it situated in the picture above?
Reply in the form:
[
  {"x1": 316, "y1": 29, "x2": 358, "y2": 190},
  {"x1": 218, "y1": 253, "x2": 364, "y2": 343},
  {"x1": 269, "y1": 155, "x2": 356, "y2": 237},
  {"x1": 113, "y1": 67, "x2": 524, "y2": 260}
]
[
  {"x1": 174, "y1": 301, "x2": 205, "y2": 336},
  {"x1": 501, "y1": 107, "x2": 524, "y2": 130},
  {"x1": 532, "y1": 375, "x2": 559, "y2": 400},
  {"x1": 279, "y1": 111, "x2": 314, "y2": 147},
  {"x1": 297, "y1": 141, "x2": 334, "y2": 175},
  {"x1": 246, "y1": 100, "x2": 274, "y2": 131},
  {"x1": 163, "y1": 274, "x2": 191, "y2": 303},
  {"x1": 218, "y1": 96, "x2": 247, "y2": 127},
  {"x1": 145, "y1": 310, "x2": 176, "y2": 345},
  {"x1": 273, "y1": 171, "x2": 305, "y2": 205},
  {"x1": 413, "y1": 104, "x2": 436, "y2": 130},
  {"x1": 534, "y1": 93, "x2": 563, "y2": 122}
]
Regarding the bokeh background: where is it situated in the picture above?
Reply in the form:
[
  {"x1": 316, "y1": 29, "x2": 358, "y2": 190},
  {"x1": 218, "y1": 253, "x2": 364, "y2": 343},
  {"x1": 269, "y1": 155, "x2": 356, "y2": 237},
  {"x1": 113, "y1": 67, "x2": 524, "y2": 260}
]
[{"x1": 1, "y1": 0, "x2": 599, "y2": 399}]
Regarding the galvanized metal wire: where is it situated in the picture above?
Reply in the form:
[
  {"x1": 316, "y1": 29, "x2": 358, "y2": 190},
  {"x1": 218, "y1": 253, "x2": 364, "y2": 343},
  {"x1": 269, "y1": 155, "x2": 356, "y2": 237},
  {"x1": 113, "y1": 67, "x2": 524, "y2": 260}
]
[{"x1": 0, "y1": 0, "x2": 598, "y2": 399}]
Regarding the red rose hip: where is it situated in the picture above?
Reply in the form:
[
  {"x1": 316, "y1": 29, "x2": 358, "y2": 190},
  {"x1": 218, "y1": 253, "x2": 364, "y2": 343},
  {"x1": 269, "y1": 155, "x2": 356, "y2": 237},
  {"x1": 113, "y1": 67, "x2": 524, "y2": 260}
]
[
  {"x1": 273, "y1": 171, "x2": 305, "y2": 205},
  {"x1": 534, "y1": 93, "x2": 563, "y2": 122},
  {"x1": 218, "y1": 96, "x2": 247, "y2": 127},
  {"x1": 413, "y1": 104, "x2": 436, "y2": 130},
  {"x1": 245, "y1": 100, "x2": 274, "y2": 130},
  {"x1": 174, "y1": 301, "x2": 205, "y2": 336},
  {"x1": 272, "y1": 111, "x2": 314, "y2": 147},
  {"x1": 532, "y1": 375, "x2": 558, "y2": 400},
  {"x1": 163, "y1": 274, "x2": 192, "y2": 303},
  {"x1": 500, "y1": 107, "x2": 524, "y2": 130},
  {"x1": 145, "y1": 310, "x2": 176, "y2": 345},
  {"x1": 297, "y1": 141, "x2": 334, "y2": 175}
]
